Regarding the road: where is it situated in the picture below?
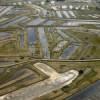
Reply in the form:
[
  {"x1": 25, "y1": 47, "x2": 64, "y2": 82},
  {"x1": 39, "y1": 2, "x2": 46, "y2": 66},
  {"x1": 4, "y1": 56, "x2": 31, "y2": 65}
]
[
  {"x1": 59, "y1": 45, "x2": 79, "y2": 59},
  {"x1": 27, "y1": 17, "x2": 46, "y2": 25},
  {"x1": 0, "y1": 6, "x2": 13, "y2": 17},
  {"x1": 0, "y1": 69, "x2": 33, "y2": 89},
  {"x1": 0, "y1": 16, "x2": 29, "y2": 28},
  {"x1": 67, "y1": 80, "x2": 100, "y2": 100},
  {"x1": 0, "y1": 63, "x2": 78, "y2": 100},
  {"x1": 38, "y1": 27, "x2": 50, "y2": 59}
]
